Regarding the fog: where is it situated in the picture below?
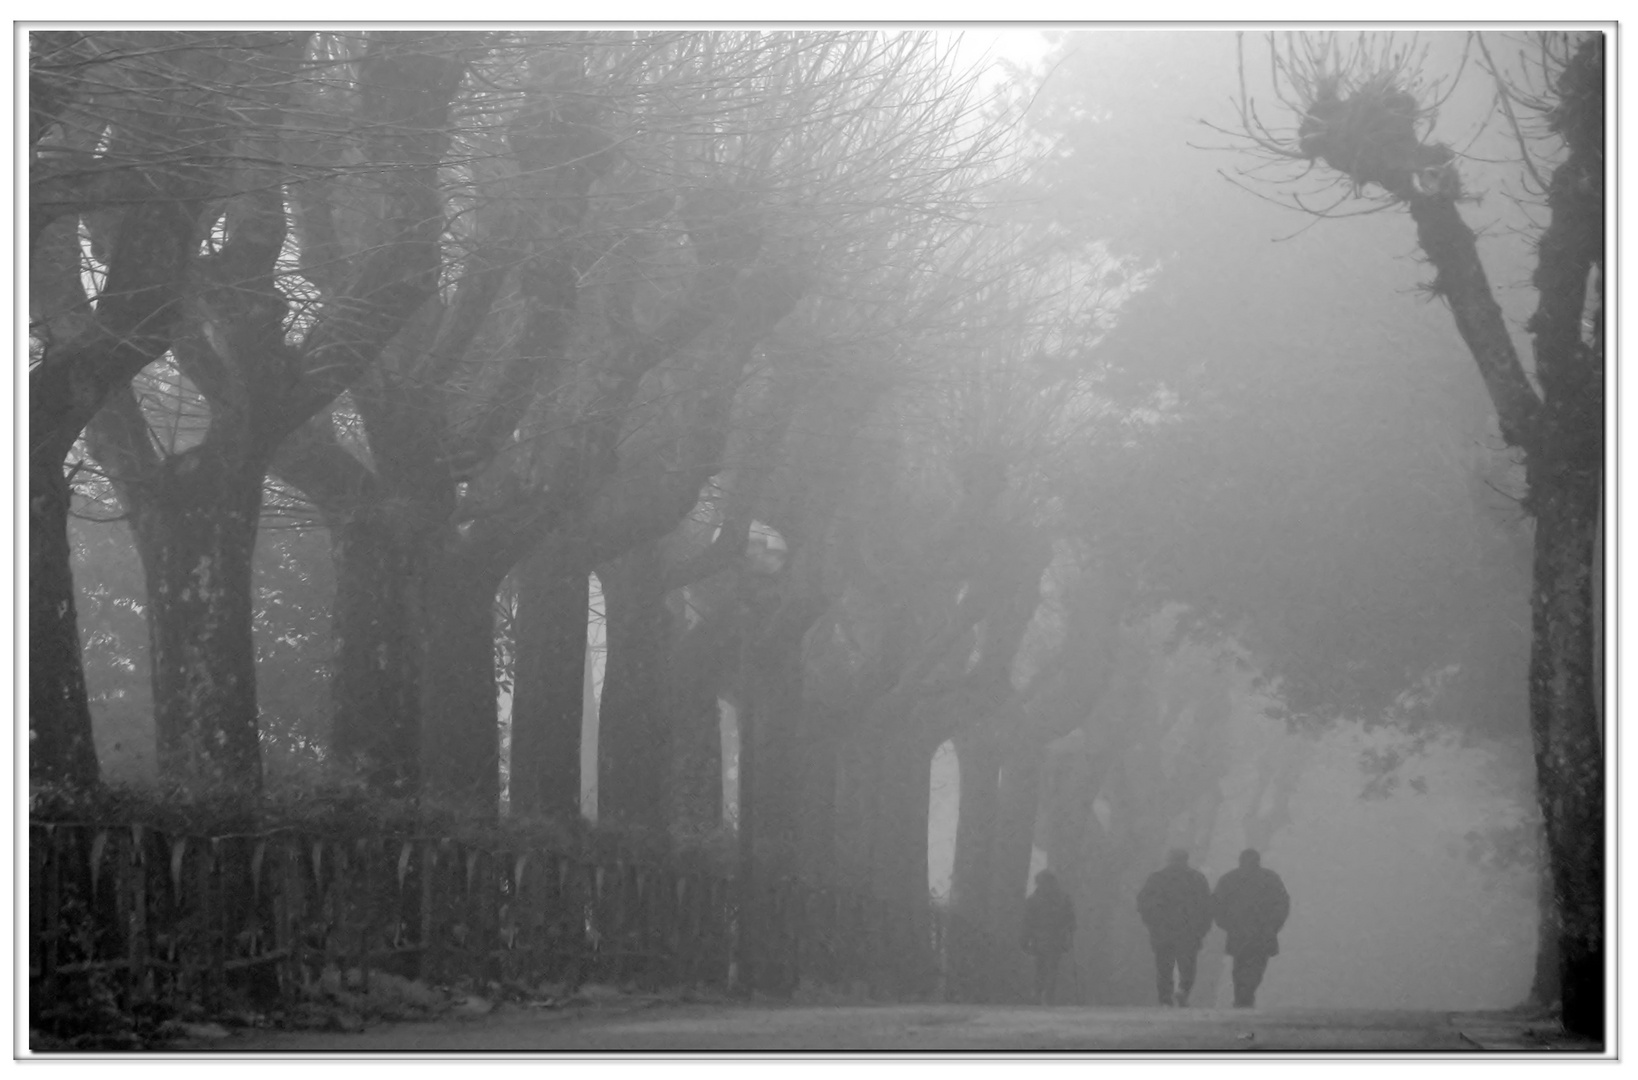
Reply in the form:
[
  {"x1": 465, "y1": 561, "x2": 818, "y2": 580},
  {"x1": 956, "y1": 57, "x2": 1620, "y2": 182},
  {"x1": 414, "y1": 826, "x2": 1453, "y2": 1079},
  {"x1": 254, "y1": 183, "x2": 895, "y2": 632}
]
[
  {"x1": 931, "y1": 719, "x2": 1537, "y2": 1010},
  {"x1": 42, "y1": 26, "x2": 1595, "y2": 1035}
]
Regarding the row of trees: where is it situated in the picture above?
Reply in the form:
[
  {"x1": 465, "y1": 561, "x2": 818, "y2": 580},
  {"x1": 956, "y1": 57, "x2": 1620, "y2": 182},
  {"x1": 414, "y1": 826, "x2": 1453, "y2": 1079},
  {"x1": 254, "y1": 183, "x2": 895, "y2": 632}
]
[{"x1": 31, "y1": 30, "x2": 1601, "y2": 1033}]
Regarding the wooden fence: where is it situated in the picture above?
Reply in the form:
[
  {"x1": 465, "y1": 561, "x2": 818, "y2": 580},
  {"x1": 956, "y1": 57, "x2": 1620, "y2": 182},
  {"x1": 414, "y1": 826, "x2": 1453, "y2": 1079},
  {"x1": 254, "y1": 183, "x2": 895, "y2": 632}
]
[{"x1": 28, "y1": 822, "x2": 1023, "y2": 1016}]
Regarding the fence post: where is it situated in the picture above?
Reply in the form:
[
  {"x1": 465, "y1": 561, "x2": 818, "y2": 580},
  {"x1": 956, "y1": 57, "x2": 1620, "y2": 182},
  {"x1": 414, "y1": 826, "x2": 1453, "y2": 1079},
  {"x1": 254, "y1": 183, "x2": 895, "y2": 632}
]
[
  {"x1": 708, "y1": 874, "x2": 729, "y2": 989},
  {"x1": 197, "y1": 839, "x2": 220, "y2": 1010},
  {"x1": 357, "y1": 838, "x2": 374, "y2": 994},
  {"x1": 419, "y1": 841, "x2": 438, "y2": 984},
  {"x1": 32, "y1": 820, "x2": 982, "y2": 1017},
  {"x1": 41, "y1": 826, "x2": 62, "y2": 1000},
  {"x1": 287, "y1": 836, "x2": 307, "y2": 996}
]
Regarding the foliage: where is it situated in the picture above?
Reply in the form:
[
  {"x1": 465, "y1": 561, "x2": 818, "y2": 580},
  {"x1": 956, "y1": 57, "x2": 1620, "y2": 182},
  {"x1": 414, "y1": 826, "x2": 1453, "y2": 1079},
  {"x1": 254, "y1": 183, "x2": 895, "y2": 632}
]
[{"x1": 1005, "y1": 30, "x2": 1535, "y2": 741}]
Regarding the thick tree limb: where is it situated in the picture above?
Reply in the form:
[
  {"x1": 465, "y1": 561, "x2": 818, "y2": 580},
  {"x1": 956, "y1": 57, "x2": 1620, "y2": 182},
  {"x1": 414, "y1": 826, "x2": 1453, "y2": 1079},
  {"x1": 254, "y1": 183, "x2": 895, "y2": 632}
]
[
  {"x1": 1405, "y1": 194, "x2": 1542, "y2": 448},
  {"x1": 270, "y1": 415, "x2": 380, "y2": 517}
]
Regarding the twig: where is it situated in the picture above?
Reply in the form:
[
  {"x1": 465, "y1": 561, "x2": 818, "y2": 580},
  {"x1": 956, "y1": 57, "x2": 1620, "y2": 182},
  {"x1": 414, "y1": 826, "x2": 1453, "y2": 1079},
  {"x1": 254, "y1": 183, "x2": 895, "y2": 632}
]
[{"x1": 1475, "y1": 32, "x2": 1550, "y2": 195}]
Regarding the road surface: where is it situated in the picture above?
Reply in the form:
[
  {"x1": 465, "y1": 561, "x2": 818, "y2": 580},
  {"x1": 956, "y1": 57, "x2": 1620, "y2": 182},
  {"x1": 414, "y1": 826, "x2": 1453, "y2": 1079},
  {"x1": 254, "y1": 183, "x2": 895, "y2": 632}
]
[{"x1": 210, "y1": 1000, "x2": 1595, "y2": 1053}]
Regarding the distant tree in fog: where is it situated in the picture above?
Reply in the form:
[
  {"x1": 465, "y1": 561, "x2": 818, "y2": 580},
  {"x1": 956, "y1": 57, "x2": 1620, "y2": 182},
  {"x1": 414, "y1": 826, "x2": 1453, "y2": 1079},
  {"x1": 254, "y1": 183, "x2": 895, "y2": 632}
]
[{"x1": 970, "y1": 28, "x2": 1553, "y2": 1005}]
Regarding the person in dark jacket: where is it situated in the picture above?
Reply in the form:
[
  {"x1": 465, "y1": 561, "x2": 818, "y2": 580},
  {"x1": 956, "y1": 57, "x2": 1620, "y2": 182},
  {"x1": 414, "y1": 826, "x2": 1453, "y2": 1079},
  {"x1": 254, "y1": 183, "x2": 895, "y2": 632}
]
[
  {"x1": 1020, "y1": 869, "x2": 1076, "y2": 1004},
  {"x1": 1212, "y1": 848, "x2": 1291, "y2": 1007},
  {"x1": 1137, "y1": 848, "x2": 1213, "y2": 1006}
]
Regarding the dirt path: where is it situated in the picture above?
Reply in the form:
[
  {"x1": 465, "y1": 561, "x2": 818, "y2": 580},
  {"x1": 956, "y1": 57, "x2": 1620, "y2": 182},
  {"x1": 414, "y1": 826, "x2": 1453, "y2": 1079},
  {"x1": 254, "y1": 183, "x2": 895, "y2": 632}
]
[{"x1": 207, "y1": 1001, "x2": 1594, "y2": 1053}]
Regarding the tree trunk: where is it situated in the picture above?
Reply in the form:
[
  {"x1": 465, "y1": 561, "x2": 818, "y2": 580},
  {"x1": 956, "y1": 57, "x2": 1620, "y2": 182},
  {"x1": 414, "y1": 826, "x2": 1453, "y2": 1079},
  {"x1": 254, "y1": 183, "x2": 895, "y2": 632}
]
[
  {"x1": 952, "y1": 731, "x2": 1002, "y2": 919},
  {"x1": 1528, "y1": 823, "x2": 1562, "y2": 1008},
  {"x1": 667, "y1": 605, "x2": 740, "y2": 832},
  {"x1": 950, "y1": 730, "x2": 1003, "y2": 1000},
  {"x1": 670, "y1": 692, "x2": 725, "y2": 832},
  {"x1": 1522, "y1": 36, "x2": 1604, "y2": 1043},
  {"x1": 832, "y1": 734, "x2": 879, "y2": 892},
  {"x1": 596, "y1": 539, "x2": 672, "y2": 832},
  {"x1": 742, "y1": 629, "x2": 807, "y2": 868},
  {"x1": 419, "y1": 548, "x2": 503, "y2": 813},
  {"x1": 1399, "y1": 38, "x2": 1603, "y2": 1038},
  {"x1": 509, "y1": 545, "x2": 590, "y2": 819},
  {"x1": 867, "y1": 726, "x2": 935, "y2": 914},
  {"x1": 991, "y1": 741, "x2": 1045, "y2": 956},
  {"x1": 128, "y1": 453, "x2": 265, "y2": 797},
  {"x1": 734, "y1": 692, "x2": 758, "y2": 994},
  {"x1": 28, "y1": 452, "x2": 101, "y2": 789},
  {"x1": 857, "y1": 723, "x2": 936, "y2": 998},
  {"x1": 795, "y1": 719, "x2": 840, "y2": 885},
  {"x1": 1527, "y1": 468, "x2": 1603, "y2": 1039},
  {"x1": 329, "y1": 510, "x2": 423, "y2": 795}
]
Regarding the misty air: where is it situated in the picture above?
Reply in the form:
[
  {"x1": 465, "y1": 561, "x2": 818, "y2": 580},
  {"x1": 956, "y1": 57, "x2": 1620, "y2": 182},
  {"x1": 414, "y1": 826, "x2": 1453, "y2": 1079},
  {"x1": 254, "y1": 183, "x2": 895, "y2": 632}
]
[{"x1": 26, "y1": 26, "x2": 1608, "y2": 1055}]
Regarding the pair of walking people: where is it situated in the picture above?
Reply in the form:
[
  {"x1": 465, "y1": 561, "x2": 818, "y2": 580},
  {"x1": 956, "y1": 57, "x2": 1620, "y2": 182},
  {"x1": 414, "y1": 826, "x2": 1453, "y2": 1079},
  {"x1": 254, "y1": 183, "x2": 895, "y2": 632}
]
[{"x1": 1138, "y1": 848, "x2": 1290, "y2": 1008}]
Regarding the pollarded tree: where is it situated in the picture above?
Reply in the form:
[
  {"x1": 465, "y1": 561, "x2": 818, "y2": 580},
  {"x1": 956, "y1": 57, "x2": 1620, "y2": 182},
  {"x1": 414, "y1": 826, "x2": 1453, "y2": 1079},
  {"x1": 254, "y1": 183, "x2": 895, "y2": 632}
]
[
  {"x1": 795, "y1": 198, "x2": 1131, "y2": 922},
  {"x1": 65, "y1": 32, "x2": 473, "y2": 798},
  {"x1": 474, "y1": 32, "x2": 1017, "y2": 828},
  {"x1": 29, "y1": 31, "x2": 245, "y2": 788},
  {"x1": 273, "y1": 31, "x2": 784, "y2": 806},
  {"x1": 267, "y1": 32, "x2": 641, "y2": 800},
  {"x1": 1225, "y1": 30, "x2": 1604, "y2": 1039}
]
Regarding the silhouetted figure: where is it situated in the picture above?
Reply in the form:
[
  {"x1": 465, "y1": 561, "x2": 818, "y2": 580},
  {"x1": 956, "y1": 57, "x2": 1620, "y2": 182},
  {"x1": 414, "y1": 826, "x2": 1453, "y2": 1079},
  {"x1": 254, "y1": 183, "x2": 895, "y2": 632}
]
[
  {"x1": 1212, "y1": 849, "x2": 1290, "y2": 1007},
  {"x1": 1137, "y1": 848, "x2": 1213, "y2": 1006},
  {"x1": 1020, "y1": 869, "x2": 1076, "y2": 1004}
]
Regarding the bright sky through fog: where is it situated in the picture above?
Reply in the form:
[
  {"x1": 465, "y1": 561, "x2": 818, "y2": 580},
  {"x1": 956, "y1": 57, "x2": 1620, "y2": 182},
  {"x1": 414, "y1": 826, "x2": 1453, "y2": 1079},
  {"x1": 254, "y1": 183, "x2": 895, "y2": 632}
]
[{"x1": 941, "y1": 27, "x2": 1053, "y2": 84}]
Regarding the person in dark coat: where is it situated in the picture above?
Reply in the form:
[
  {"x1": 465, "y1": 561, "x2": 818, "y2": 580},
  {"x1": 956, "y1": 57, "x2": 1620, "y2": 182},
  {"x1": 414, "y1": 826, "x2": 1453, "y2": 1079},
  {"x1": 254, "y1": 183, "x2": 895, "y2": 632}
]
[
  {"x1": 1136, "y1": 848, "x2": 1213, "y2": 1006},
  {"x1": 1020, "y1": 869, "x2": 1076, "y2": 1004},
  {"x1": 1212, "y1": 848, "x2": 1291, "y2": 1007}
]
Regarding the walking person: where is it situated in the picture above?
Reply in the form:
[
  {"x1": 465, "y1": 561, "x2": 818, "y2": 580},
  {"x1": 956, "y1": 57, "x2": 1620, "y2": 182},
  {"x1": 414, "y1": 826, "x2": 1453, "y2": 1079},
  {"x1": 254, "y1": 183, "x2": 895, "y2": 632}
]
[
  {"x1": 1020, "y1": 869, "x2": 1076, "y2": 1004},
  {"x1": 1137, "y1": 848, "x2": 1213, "y2": 1006},
  {"x1": 1212, "y1": 849, "x2": 1290, "y2": 1008}
]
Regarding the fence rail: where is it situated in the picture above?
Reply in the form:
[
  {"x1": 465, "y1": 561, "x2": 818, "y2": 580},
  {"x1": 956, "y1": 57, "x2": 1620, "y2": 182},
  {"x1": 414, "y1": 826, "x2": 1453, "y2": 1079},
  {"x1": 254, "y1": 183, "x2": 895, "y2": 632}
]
[{"x1": 28, "y1": 822, "x2": 1022, "y2": 1015}]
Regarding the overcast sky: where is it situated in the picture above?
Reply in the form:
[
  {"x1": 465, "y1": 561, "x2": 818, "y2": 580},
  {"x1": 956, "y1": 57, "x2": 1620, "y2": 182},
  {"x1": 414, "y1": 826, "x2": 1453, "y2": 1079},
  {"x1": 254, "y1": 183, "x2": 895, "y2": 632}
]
[{"x1": 944, "y1": 27, "x2": 1054, "y2": 79}]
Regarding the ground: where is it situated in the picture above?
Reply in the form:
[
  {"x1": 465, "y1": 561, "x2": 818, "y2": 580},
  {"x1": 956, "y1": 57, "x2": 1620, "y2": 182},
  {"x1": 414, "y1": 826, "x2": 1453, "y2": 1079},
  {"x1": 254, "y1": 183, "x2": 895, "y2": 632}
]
[{"x1": 204, "y1": 999, "x2": 1597, "y2": 1054}]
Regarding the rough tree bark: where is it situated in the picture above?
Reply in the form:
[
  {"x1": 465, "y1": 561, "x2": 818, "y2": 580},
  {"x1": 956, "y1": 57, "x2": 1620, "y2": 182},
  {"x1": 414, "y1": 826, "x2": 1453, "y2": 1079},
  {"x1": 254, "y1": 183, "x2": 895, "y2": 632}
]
[
  {"x1": 29, "y1": 452, "x2": 102, "y2": 788},
  {"x1": 1529, "y1": 825, "x2": 1562, "y2": 1007},
  {"x1": 1518, "y1": 41, "x2": 1604, "y2": 1038},
  {"x1": 273, "y1": 418, "x2": 433, "y2": 794},
  {"x1": 121, "y1": 446, "x2": 267, "y2": 793},
  {"x1": 1527, "y1": 466, "x2": 1602, "y2": 1031},
  {"x1": 329, "y1": 510, "x2": 425, "y2": 793}
]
